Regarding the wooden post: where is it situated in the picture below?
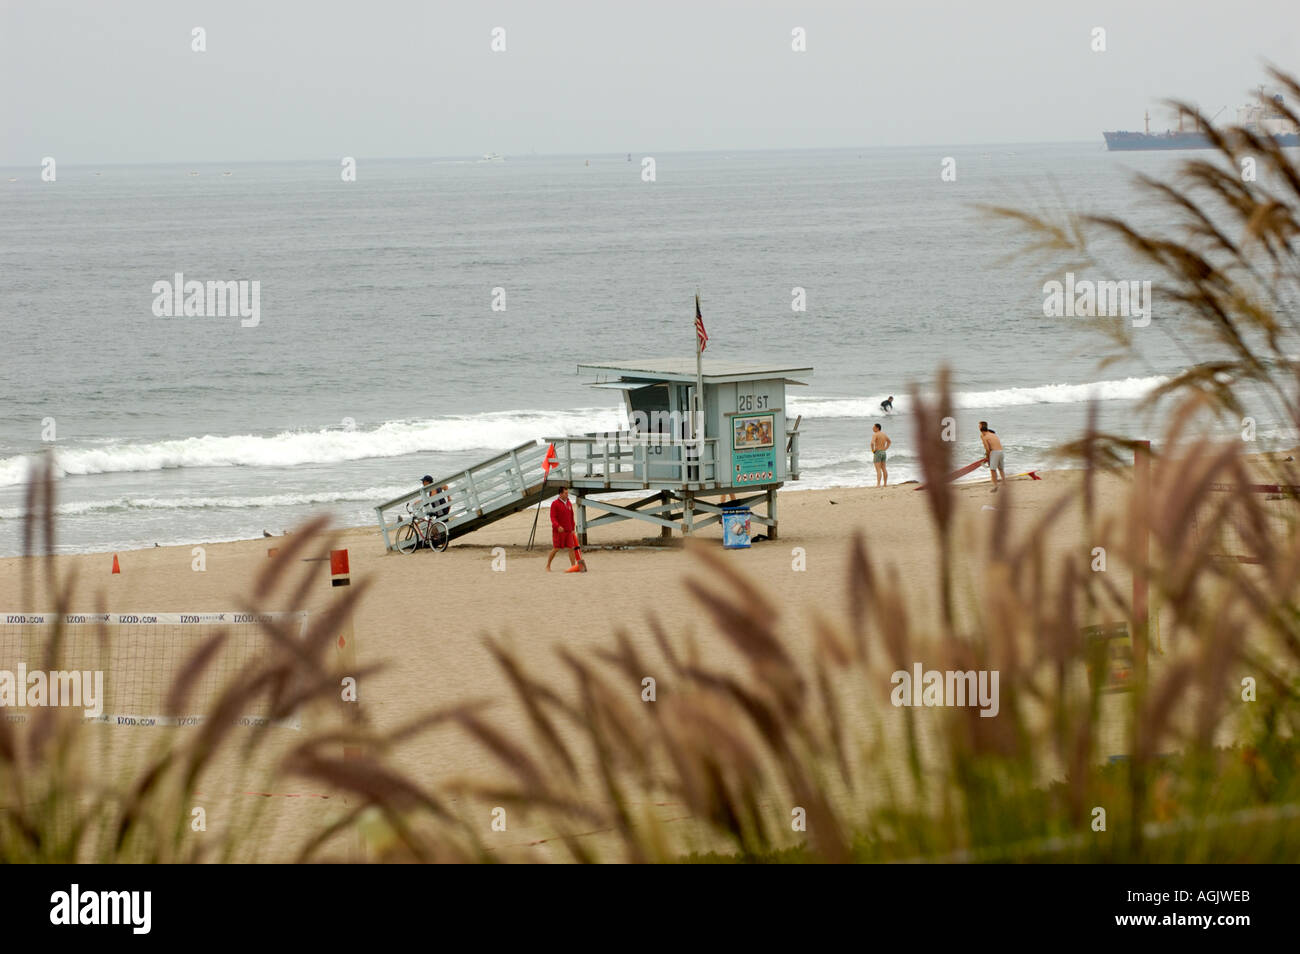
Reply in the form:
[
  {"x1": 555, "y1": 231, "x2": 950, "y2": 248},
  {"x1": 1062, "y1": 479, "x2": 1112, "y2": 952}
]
[
  {"x1": 1132, "y1": 441, "x2": 1151, "y2": 681},
  {"x1": 508, "y1": 449, "x2": 524, "y2": 495},
  {"x1": 767, "y1": 486, "x2": 779, "y2": 541},
  {"x1": 575, "y1": 489, "x2": 588, "y2": 547},
  {"x1": 786, "y1": 416, "x2": 801, "y2": 480},
  {"x1": 683, "y1": 492, "x2": 694, "y2": 536},
  {"x1": 660, "y1": 490, "x2": 672, "y2": 539},
  {"x1": 462, "y1": 470, "x2": 482, "y2": 516}
]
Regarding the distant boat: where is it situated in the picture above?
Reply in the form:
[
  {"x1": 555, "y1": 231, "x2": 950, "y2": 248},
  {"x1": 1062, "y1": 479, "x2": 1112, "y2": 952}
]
[
  {"x1": 222, "y1": 171, "x2": 232, "y2": 176},
  {"x1": 627, "y1": 153, "x2": 631, "y2": 162},
  {"x1": 478, "y1": 152, "x2": 504, "y2": 163},
  {"x1": 1104, "y1": 92, "x2": 1300, "y2": 151},
  {"x1": 188, "y1": 171, "x2": 199, "y2": 176}
]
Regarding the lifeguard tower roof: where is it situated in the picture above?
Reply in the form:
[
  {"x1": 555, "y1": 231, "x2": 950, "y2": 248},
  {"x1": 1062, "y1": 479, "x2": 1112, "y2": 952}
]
[{"x1": 579, "y1": 359, "x2": 812, "y2": 386}]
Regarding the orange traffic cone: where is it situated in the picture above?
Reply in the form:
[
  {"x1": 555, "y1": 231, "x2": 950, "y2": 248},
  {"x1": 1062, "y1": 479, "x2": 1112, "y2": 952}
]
[{"x1": 111, "y1": 553, "x2": 121, "y2": 574}]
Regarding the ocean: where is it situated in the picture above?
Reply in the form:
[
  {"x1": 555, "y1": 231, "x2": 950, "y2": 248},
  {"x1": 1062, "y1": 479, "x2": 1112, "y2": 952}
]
[{"x1": 2, "y1": 144, "x2": 1295, "y2": 555}]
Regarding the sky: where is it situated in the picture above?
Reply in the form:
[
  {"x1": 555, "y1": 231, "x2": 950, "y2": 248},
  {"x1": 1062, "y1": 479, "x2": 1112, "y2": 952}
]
[{"x1": 2, "y1": 0, "x2": 1298, "y2": 164}]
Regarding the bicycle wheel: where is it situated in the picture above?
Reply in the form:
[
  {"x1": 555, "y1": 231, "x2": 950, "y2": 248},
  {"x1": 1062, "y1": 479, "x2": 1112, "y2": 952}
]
[
  {"x1": 429, "y1": 521, "x2": 450, "y2": 553},
  {"x1": 394, "y1": 521, "x2": 421, "y2": 553}
]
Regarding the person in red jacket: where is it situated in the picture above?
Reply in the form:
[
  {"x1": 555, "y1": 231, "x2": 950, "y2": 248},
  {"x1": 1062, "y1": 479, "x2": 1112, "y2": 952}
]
[{"x1": 546, "y1": 486, "x2": 586, "y2": 572}]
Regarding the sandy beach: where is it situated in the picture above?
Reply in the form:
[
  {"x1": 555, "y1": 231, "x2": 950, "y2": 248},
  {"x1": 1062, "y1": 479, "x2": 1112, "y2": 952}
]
[{"x1": 1, "y1": 471, "x2": 1140, "y2": 859}]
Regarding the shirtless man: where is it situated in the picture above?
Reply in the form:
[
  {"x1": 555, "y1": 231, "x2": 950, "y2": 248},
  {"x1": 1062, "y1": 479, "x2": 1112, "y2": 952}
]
[
  {"x1": 871, "y1": 423, "x2": 892, "y2": 487},
  {"x1": 980, "y1": 422, "x2": 1005, "y2": 492}
]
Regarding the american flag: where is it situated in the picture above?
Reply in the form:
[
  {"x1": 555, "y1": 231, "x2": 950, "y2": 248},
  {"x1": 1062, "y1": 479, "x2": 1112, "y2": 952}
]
[{"x1": 695, "y1": 294, "x2": 708, "y2": 352}]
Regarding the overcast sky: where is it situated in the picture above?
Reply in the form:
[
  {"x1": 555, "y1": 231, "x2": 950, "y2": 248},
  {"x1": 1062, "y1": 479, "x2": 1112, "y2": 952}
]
[{"x1": 3, "y1": 0, "x2": 1297, "y2": 164}]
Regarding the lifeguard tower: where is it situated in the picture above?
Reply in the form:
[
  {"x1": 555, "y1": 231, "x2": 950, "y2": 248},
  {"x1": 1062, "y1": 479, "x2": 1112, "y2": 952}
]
[
  {"x1": 374, "y1": 358, "x2": 810, "y2": 549},
  {"x1": 560, "y1": 359, "x2": 810, "y2": 542}
]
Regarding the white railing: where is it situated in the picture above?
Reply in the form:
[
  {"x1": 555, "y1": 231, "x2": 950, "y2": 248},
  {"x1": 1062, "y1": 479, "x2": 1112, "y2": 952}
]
[
  {"x1": 787, "y1": 415, "x2": 802, "y2": 480},
  {"x1": 542, "y1": 432, "x2": 720, "y2": 486},
  {"x1": 374, "y1": 440, "x2": 552, "y2": 551}
]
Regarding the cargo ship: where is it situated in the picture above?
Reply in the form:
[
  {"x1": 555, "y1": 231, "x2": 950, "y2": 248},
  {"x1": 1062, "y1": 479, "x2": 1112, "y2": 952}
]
[{"x1": 1103, "y1": 92, "x2": 1300, "y2": 151}]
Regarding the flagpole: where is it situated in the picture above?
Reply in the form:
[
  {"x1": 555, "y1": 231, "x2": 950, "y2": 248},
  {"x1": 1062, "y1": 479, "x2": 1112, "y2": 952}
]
[
  {"x1": 527, "y1": 443, "x2": 557, "y2": 551},
  {"x1": 695, "y1": 291, "x2": 705, "y2": 479},
  {"x1": 525, "y1": 472, "x2": 546, "y2": 551}
]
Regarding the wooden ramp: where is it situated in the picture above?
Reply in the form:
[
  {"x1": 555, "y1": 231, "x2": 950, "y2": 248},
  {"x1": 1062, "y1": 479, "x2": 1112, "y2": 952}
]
[{"x1": 375, "y1": 441, "x2": 559, "y2": 551}]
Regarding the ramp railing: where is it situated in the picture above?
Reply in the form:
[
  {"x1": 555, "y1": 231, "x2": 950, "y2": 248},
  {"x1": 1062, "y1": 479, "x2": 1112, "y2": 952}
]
[
  {"x1": 786, "y1": 415, "x2": 802, "y2": 480},
  {"x1": 375, "y1": 440, "x2": 554, "y2": 551}
]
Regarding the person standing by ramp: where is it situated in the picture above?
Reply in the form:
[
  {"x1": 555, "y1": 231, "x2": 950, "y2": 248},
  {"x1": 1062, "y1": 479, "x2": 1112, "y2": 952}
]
[
  {"x1": 546, "y1": 486, "x2": 587, "y2": 572},
  {"x1": 871, "y1": 423, "x2": 892, "y2": 487},
  {"x1": 980, "y1": 421, "x2": 1005, "y2": 492}
]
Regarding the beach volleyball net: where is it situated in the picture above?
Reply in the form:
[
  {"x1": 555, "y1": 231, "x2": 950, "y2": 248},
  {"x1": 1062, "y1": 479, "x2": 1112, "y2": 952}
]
[
  {"x1": 1189, "y1": 483, "x2": 1300, "y2": 564},
  {"x1": 0, "y1": 612, "x2": 308, "y2": 728}
]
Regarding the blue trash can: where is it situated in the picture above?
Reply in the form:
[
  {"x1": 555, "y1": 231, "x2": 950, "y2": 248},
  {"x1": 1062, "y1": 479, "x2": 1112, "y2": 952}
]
[{"x1": 722, "y1": 507, "x2": 752, "y2": 549}]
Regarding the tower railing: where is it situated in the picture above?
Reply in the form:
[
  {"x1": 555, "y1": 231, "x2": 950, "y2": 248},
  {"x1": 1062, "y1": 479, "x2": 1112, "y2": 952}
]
[{"x1": 542, "y1": 431, "x2": 720, "y2": 487}]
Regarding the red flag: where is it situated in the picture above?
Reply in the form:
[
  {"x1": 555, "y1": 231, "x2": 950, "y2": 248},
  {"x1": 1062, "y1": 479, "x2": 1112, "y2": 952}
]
[
  {"x1": 542, "y1": 442, "x2": 558, "y2": 475},
  {"x1": 695, "y1": 294, "x2": 708, "y2": 352}
]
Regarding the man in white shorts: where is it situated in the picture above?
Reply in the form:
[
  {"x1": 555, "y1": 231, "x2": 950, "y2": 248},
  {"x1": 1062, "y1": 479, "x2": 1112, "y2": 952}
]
[{"x1": 979, "y1": 422, "x2": 1005, "y2": 492}]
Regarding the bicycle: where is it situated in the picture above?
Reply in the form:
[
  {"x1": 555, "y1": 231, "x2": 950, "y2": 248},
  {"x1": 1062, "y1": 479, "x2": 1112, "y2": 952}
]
[{"x1": 394, "y1": 501, "x2": 450, "y2": 553}]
